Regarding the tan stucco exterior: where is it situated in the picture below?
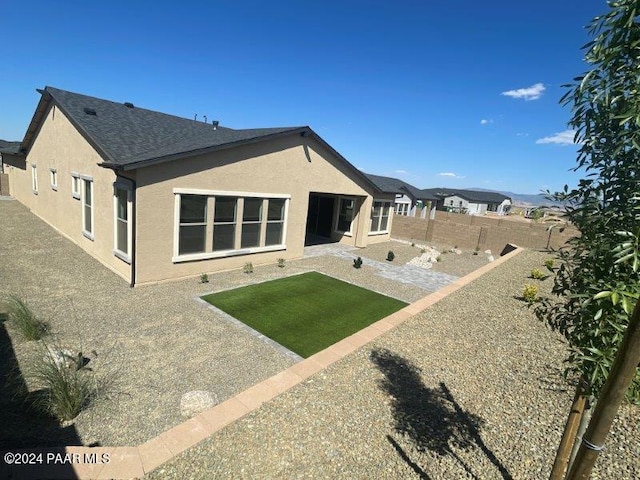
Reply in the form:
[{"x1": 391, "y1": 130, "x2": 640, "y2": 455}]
[
  {"x1": 4, "y1": 105, "x2": 131, "y2": 281},
  {"x1": 6, "y1": 101, "x2": 394, "y2": 285}
]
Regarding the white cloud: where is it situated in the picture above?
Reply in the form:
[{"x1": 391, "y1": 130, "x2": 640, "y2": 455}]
[
  {"x1": 516, "y1": 132, "x2": 530, "y2": 137},
  {"x1": 535, "y1": 129, "x2": 577, "y2": 146},
  {"x1": 394, "y1": 169, "x2": 407, "y2": 174},
  {"x1": 480, "y1": 118, "x2": 493, "y2": 125},
  {"x1": 438, "y1": 172, "x2": 465, "y2": 179},
  {"x1": 501, "y1": 83, "x2": 546, "y2": 101}
]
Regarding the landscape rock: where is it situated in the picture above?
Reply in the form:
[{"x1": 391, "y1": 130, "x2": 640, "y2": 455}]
[
  {"x1": 45, "y1": 347, "x2": 77, "y2": 369},
  {"x1": 487, "y1": 255, "x2": 495, "y2": 262},
  {"x1": 484, "y1": 249, "x2": 492, "y2": 254},
  {"x1": 180, "y1": 391, "x2": 218, "y2": 418}
]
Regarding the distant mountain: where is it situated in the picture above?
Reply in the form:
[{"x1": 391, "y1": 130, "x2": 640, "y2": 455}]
[{"x1": 467, "y1": 188, "x2": 561, "y2": 207}]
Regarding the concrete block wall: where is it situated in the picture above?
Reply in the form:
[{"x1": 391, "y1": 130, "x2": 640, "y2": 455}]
[{"x1": 391, "y1": 212, "x2": 579, "y2": 253}]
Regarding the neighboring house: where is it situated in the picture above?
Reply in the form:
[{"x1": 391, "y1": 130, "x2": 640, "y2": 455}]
[
  {"x1": 3, "y1": 87, "x2": 396, "y2": 285},
  {"x1": 363, "y1": 173, "x2": 432, "y2": 218},
  {"x1": 421, "y1": 188, "x2": 512, "y2": 215},
  {"x1": 0, "y1": 140, "x2": 21, "y2": 174}
]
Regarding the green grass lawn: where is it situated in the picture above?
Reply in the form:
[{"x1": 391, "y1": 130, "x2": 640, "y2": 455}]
[{"x1": 202, "y1": 271, "x2": 408, "y2": 358}]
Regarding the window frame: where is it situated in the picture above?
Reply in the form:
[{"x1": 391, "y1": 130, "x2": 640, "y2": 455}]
[
  {"x1": 71, "y1": 172, "x2": 81, "y2": 199},
  {"x1": 172, "y1": 188, "x2": 289, "y2": 263},
  {"x1": 50, "y1": 168, "x2": 58, "y2": 191},
  {"x1": 81, "y1": 175, "x2": 94, "y2": 240},
  {"x1": 369, "y1": 200, "x2": 392, "y2": 235},
  {"x1": 31, "y1": 163, "x2": 38, "y2": 194},
  {"x1": 113, "y1": 181, "x2": 133, "y2": 263}
]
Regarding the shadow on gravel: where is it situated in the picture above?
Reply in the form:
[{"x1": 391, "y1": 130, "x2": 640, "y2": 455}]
[{"x1": 370, "y1": 348, "x2": 512, "y2": 480}]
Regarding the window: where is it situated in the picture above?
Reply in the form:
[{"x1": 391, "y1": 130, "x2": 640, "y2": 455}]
[
  {"x1": 81, "y1": 177, "x2": 94, "y2": 239},
  {"x1": 336, "y1": 198, "x2": 355, "y2": 233},
  {"x1": 173, "y1": 189, "x2": 289, "y2": 262},
  {"x1": 370, "y1": 200, "x2": 391, "y2": 234},
  {"x1": 213, "y1": 197, "x2": 237, "y2": 251},
  {"x1": 241, "y1": 198, "x2": 263, "y2": 248},
  {"x1": 31, "y1": 164, "x2": 38, "y2": 194},
  {"x1": 178, "y1": 195, "x2": 207, "y2": 255},
  {"x1": 71, "y1": 173, "x2": 81, "y2": 199},
  {"x1": 395, "y1": 203, "x2": 409, "y2": 216},
  {"x1": 50, "y1": 169, "x2": 58, "y2": 191},
  {"x1": 113, "y1": 183, "x2": 132, "y2": 262},
  {"x1": 266, "y1": 198, "x2": 286, "y2": 246}
]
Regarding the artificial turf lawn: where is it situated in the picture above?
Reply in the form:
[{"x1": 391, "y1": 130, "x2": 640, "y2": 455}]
[{"x1": 202, "y1": 271, "x2": 408, "y2": 358}]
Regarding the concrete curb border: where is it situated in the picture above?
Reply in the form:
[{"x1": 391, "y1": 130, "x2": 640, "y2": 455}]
[{"x1": 4, "y1": 247, "x2": 523, "y2": 479}]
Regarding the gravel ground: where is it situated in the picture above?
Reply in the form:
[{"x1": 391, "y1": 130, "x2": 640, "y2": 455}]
[
  {"x1": 147, "y1": 249, "x2": 639, "y2": 480},
  {"x1": 0, "y1": 201, "x2": 469, "y2": 448}
]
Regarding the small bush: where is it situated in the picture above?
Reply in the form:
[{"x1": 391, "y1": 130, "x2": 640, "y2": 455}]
[
  {"x1": 523, "y1": 284, "x2": 539, "y2": 304},
  {"x1": 5, "y1": 296, "x2": 48, "y2": 341},
  {"x1": 353, "y1": 257, "x2": 363, "y2": 269},
  {"x1": 277, "y1": 258, "x2": 286, "y2": 268},
  {"x1": 243, "y1": 262, "x2": 254, "y2": 274},
  {"x1": 28, "y1": 345, "x2": 99, "y2": 422},
  {"x1": 200, "y1": 273, "x2": 209, "y2": 284},
  {"x1": 420, "y1": 248, "x2": 426, "y2": 254},
  {"x1": 386, "y1": 251, "x2": 395, "y2": 262},
  {"x1": 473, "y1": 249, "x2": 479, "y2": 256},
  {"x1": 544, "y1": 258, "x2": 555, "y2": 271},
  {"x1": 436, "y1": 255, "x2": 442, "y2": 262},
  {"x1": 530, "y1": 268, "x2": 543, "y2": 280},
  {"x1": 411, "y1": 242, "x2": 416, "y2": 247}
]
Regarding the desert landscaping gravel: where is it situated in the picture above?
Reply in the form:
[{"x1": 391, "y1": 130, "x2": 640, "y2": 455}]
[
  {"x1": 148, "y1": 249, "x2": 639, "y2": 480},
  {"x1": 0, "y1": 200, "x2": 476, "y2": 448}
]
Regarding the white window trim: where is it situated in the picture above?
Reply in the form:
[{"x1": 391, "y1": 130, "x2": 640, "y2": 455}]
[
  {"x1": 50, "y1": 168, "x2": 58, "y2": 191},
  {"x1": 172, "y1": 192, "x2": 289, "y2": 263},
  {"x1": 113, "y1": 182, "x2": 133, "y2": 264},
  {"x1": 81, "y1": 175, "x2": 94, "y2": 240},
  {"x1": 334, "y1": 196, "x2": 355, "y2": 236},
  {"x1": 369, "y1": 200, "x2": 392, "y2": 236},
  {"x1": 31, "y1": 164, "x2": 38, "y2": 194},
  {"x1": 71, "y1": 172, "x2": 81, "y2": 199}
]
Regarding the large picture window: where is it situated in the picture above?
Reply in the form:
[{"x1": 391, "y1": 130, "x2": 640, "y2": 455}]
[
  {"x1": 370, "y1": 200, "x2": 391, "y2": 234},
  {"x1": 173, "y1": 189, "x2": 289, "y2": 262}
]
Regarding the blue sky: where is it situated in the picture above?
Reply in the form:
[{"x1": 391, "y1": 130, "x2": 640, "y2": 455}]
[{"x1": 0, "y1": 1, "x2": 606, "y2": 193}]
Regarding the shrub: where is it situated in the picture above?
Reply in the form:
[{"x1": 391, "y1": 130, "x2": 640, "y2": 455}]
[
  {"x1": 353, "y1": 257, "x2": 363, "y2": 269},
  {"x1": 544, "y1": 258, "x2": 555, "y2": 271},
  {"x1": 277, "y1": 258, "x2": 286, "y2": 268},
  {"x1": 473, "y1": 249, "x2": 479, "y2": 256},
  {"x1": 523, "y1": 284, "x2": 539, "y2": 304},
  {"x1": 386, "y1": 251, "x2": 395, "y2": 262},
  {"x1": 28, "y1": 345, "x2": 100, "y2": 422},
  {"x1": 530, "y1": 268, "x2": 543, "y2": 280},
  {"x1": 243, "y1": 262, "x2": 254, "y2": 274},
  {"x1": 200, "y1": 273, "x2": 209, "y2": 284},
  {"x1": 436, "y1": 255, "x2": 442, "y2": 262},
  {"x1": 5, "y1": 295, "x2": 48, "y2": 341}
]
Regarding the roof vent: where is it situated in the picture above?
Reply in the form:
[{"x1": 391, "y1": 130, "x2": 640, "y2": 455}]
[
  {"x1": 124, "y1": 102, "x2": 134, "y2": 108},
  {"x1": 212, "y1": 120, "x2": 219, "y2": 130},
  {"x1": 83, "y1": 108, "x2": 97, "y2": 116}
]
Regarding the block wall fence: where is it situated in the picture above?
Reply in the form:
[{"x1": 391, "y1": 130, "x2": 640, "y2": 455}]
[{"x1": 391, "y1": 211, "x2": 579, "y2": 253}]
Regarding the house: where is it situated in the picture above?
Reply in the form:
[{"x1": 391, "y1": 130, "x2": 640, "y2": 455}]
[
  {"x1": 362, "y1": 173, "x2": 431, "y2": 218},
  {"x1": 421, "y1": 188, "x2": 511, "y2": 215},
  {"x1": 0, "y1": 140, "x2": 21, "y2": 173},
  {"x1": 3, "y1": 87, "x2": 396, "y2": 285}
]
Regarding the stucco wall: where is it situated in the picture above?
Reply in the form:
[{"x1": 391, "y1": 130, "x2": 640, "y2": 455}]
[
  {"x1": 4, "y1": 105, "x2": 131, "y2": 281},
  {"x1": 134, "y1": 135, "x2": 389, "y2": 284}
]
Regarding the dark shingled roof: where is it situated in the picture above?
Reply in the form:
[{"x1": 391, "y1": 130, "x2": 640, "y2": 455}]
[
  {"x1": 0, "y1": 140, "x2": 21, "y2": 154},
  {"x1": 20, "y1": 87, "x2": 306, "y2": 170},
  {"x1": 420, "y1": 188, "x2": 511, "y2": 204},
  {"x1": 362, "y1": 173, "x2": 425, "y2": 200}
]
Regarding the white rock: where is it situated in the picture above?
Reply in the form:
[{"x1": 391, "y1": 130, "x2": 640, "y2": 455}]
[
  {"x1": 180, "y1": 390, "x2": 218, "y2": 418},
  {"x1": 487, "y1": 255, "x2": 495, "y2": 262},
  {"x1": 45, "y1": 347, "x2": 77, "y2": 369},
  {"x1": 484, "y1": 249, "x2": 492, "y2": 254}
]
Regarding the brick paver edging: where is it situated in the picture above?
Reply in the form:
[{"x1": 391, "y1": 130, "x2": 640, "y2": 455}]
[{"x1": 4, "y1": 247, "x2": 523, "y2": 480}]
